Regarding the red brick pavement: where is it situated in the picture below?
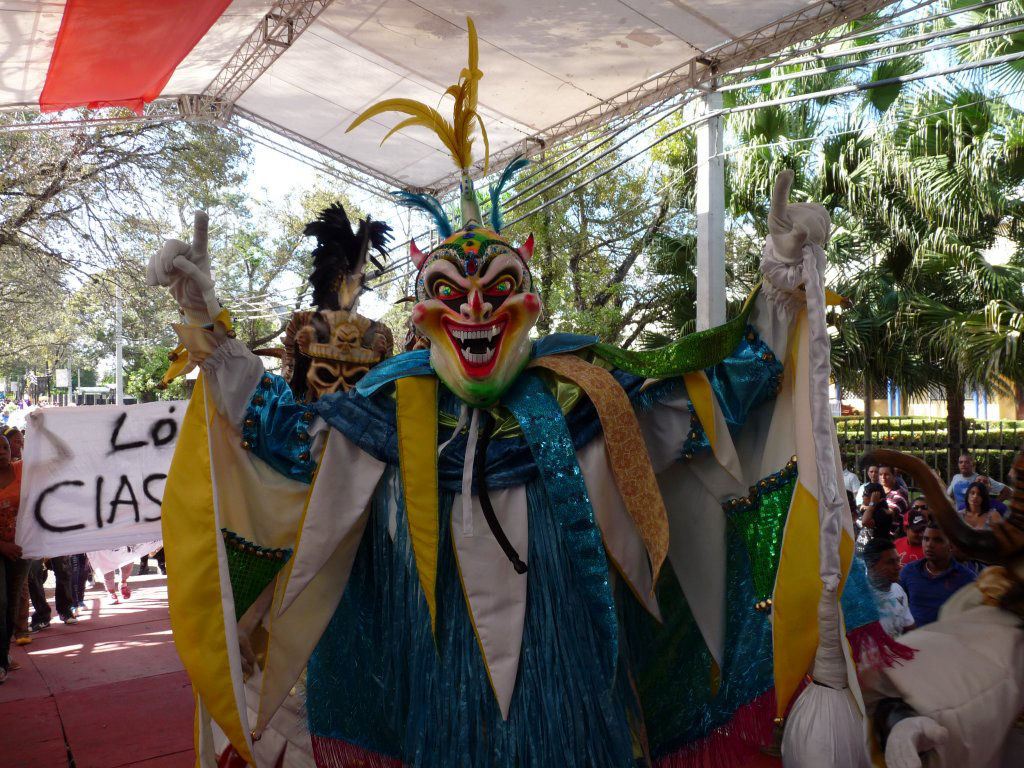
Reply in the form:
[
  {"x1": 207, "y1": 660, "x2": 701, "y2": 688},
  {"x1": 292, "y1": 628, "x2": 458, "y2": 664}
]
[{"x1": 0, "y1": 572, "x2": 193, "y2": 768}]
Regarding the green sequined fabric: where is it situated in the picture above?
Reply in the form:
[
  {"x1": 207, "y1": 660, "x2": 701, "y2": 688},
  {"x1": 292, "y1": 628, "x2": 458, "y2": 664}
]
[
  {"x1": 222, "y1": 529, "x2": 293, "y2": 620},
  {"x1": 724, "y1": 458, "x2": 797, "y2": 603},
  {"x1": 592, "y1": 285, "x2": 760, "y2": 378}
]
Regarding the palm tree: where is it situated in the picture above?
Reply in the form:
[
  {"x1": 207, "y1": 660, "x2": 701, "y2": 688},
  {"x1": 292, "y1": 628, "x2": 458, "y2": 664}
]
[{"x1": 828, "y1": 84, "x2": 1024, "y2": 465}]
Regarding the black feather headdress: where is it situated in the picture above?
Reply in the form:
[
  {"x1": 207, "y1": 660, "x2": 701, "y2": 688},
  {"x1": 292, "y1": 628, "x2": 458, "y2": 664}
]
[{"x1": 304, "y1": 203, "x2": 392, "y2": 311}]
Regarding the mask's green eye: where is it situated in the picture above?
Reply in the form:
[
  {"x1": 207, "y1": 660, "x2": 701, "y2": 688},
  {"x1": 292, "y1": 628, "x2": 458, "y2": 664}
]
[
  {"x1": 432, "y1": 281, "x2": 465, "y2": 301},
  {"x1": 485, "y1": 277, "x2": 515, "y2": 297}
]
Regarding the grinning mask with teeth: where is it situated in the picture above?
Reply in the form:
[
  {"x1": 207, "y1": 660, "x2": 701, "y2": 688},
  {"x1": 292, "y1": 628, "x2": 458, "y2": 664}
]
[{"x1": 410, "y1": 224, "x2": 540, "y2": 407}]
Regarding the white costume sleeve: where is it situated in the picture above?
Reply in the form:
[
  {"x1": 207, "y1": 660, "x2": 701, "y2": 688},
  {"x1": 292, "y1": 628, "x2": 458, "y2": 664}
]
[
  {"x1": 635, "y1": 237, "x2": 814, "y2": 663},
  {"x1": 199, "y1": 337, "x2": 266, "y2": 426},
  {"x1": 175, "y1": 326, "x2": 333, "y2": 461},
  {"x1": 176, "y1": 324, "x2": 389, "y2": 732},
  {"x1": 862, "y1": 585, "x2": 1024, "y2": 768}
]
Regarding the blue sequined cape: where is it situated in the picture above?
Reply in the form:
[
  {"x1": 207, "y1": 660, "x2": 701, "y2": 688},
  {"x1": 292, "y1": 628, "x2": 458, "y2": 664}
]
[{"x1": 239, "y1": 331, "x2": 786, "y2": 767}]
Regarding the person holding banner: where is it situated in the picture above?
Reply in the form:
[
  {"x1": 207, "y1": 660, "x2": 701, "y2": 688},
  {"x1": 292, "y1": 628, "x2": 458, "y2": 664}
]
[
  {"x1": 0, "y1": 432, "x2": 26, "y2": 683},
  {"x1": 5, "y1": 426, "x2": 41, "y2": 645}
]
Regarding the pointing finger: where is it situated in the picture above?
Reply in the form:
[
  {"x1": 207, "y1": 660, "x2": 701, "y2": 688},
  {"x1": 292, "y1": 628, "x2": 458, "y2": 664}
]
[
  {"x1": 193, "y1": 211, "x2": 209, "y2": 256},
  {"x1": 769, "y1": 170, "x2": 794, "y2": 227},
  {"x1": 147, "y1": 239, "x2": 189, "y2": 286}
]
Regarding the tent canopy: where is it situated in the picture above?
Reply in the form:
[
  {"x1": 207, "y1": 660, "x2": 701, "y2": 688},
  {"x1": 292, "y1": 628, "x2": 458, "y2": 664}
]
[{"x1": 0, "y1": 0, "x2": 893, "y2": 191}]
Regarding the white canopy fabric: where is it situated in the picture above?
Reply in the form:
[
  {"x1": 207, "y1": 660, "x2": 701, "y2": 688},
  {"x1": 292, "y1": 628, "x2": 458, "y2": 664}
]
[{"x1": 0, "y1": 0, "x2": 894, "y2": 190}]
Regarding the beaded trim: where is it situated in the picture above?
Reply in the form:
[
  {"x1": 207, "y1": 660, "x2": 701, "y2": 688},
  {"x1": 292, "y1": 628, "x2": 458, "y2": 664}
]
[
  {"x1": 680, "y1": 325, "x2": 782, "y2": 461},
  {"x1": 239, "y1": 376, "x2": 272, "y2": 452},
  {"x1": 724, "y1": 457, "x2": 798, "y2": 514},
  {"x1": 742, "y1": 326, "x2": 784, "y2": 400},
  {"x1": 221, "y1": 528, "x2": 293, "y2": 562},
  {"x1": 221, "y1": 528, "x2": 293, "y2": 620},
  {"x1": 681, "y1": 400, "x2": 711, "y2": 459}
]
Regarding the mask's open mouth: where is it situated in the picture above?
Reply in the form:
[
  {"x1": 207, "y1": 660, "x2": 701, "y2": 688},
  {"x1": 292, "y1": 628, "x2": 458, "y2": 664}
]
[{"x1": 443, "y1": 317, "x2": 506, "y2": 376}]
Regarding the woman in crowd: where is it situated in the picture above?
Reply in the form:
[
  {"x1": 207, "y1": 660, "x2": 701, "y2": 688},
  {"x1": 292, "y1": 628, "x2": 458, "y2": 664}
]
[
  {"x1": 863, "y1": 537, "x2": 915, "y2": 638},
  {"x1": 959, "y1": 480, "x2": 1007, "y2": 529},
  {"x1": 0, "y1": 433, "x2": 25, "y2": 683}
]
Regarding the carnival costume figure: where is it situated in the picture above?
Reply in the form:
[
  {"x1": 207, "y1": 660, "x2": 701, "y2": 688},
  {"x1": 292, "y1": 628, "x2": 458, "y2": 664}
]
[{"x1": 151, "y1": 19, "x2": 885, "y2": 768}]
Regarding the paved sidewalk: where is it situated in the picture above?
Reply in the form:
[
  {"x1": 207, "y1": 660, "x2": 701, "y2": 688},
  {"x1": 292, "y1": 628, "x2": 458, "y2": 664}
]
[{"x1": 0, "y1": 572, "x2": 194, "y2": 768}]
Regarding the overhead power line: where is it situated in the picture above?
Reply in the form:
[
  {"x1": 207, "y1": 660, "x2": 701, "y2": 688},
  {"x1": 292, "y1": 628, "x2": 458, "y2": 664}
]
[
  {"x1": 726, "y1": 0, "x2": 1007, "y2": 81},
  {"x1": 370, "y1": 78, "x2": 1024, "y2": 294},
  {"x1": 483, "y1": 2, "x2": 1017, "y2": 222},
  {"x1": 729, "y1": 3, "x2": 1024, "y2": 75},
  {"x1": 719, "y1": 19, "x2": 1024, "y2": 93}
]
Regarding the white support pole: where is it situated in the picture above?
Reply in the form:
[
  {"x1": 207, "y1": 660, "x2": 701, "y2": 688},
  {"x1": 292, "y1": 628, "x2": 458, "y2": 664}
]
[
  {"x1": 696, "y1": 88, "x2": 725, "y2": 331},
  {"x1": 114, "y1": 284, "x2": 124, "y2": 405}
]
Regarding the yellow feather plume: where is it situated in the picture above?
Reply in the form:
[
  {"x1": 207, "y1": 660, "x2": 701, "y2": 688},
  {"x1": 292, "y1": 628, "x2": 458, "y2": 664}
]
[{"x1": 347, "y1": 17, "x2": 488, "y2": 173}]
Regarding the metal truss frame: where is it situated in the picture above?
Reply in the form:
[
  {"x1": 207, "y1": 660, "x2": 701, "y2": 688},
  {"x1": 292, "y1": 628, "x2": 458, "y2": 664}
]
[
  {"x1": 431, "y1": 0, "x2": 898, "y2": 190},
  {"x1": 177, "y1": 0, "x2": 333, "y2": 121},
  {"x1": 182, "y1": 0, "x2": 902, "y2": 193},
  {"x1": 0, "y1": 0, "x2": 900, "y2": 193}
]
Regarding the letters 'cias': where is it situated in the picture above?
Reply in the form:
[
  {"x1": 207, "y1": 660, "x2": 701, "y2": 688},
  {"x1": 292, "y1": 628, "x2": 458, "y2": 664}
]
[{"x1": 33, "y1": 472, "x2": 167, "y2": 533}]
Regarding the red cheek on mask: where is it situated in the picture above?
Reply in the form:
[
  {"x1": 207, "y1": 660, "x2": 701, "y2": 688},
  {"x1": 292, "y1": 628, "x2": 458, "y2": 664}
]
[
  {"x1": 524, "y1": 294, "x2": 540, "y2": 312},
  {"x1": 411, "y1": 304, "x2": 426, "y2": 324}
]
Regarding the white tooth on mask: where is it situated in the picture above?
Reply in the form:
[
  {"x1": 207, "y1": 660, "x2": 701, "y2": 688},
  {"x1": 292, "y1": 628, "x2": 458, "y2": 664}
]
[{"x1": 463, "y1": 348, "x2": 497, "y2": 364}]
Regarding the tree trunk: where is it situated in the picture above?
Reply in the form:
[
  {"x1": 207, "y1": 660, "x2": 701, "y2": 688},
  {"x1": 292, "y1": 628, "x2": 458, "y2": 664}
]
[
  {"x1": 863, "y1": 376, "x2": 873, "y2": 443},
  {"x1": 946, "y1": 379, "x2": 966, "y2": 481}
]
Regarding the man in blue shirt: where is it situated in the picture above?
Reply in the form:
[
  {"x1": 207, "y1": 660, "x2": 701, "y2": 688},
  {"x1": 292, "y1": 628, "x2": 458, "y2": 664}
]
[{"x1": 898, "y1": 524, "x2": 976, "y2": 626}]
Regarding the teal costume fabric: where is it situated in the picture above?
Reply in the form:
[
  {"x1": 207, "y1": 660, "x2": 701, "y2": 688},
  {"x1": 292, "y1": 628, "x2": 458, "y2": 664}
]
[{"x1": 238, "y1": 330, "x2": 787, "y2": 767}]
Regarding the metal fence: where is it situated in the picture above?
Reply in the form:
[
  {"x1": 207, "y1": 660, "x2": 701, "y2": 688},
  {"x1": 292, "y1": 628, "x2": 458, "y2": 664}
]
[{"x1": 835, "y1": 416, "x2": 1024, "y2": 487}]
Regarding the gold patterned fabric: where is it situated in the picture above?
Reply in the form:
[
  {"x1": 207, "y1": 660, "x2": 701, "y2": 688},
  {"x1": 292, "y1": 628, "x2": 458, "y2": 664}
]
[{"x1": 528, "y1": 354, "x2": 669, "y2": 586}]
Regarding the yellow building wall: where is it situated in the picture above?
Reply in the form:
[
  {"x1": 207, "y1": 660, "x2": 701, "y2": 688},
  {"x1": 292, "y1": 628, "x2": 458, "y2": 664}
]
[{"x1": 832, "y1": 381, "x2": 1020, "y2": 421}]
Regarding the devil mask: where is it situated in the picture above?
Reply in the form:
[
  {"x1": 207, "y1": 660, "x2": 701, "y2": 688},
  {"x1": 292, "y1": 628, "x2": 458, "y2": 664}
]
[
  {"x1": 410, "y1": 226, "x2": 539, "y2": 407},
  {"x1": 348, "y1": 18, "x2": 539, "y2": 406}
]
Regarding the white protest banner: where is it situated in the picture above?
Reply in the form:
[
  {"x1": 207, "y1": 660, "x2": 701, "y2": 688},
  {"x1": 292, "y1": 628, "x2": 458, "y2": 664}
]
[{"x1": 15, "y1": 401, "x2": 184, "y2": 558}]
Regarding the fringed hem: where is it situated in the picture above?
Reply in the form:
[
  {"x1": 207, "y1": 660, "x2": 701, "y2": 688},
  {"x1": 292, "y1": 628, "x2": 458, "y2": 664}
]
[
  {"x1": 654, "y1": 690, "x2": 777, "y2": 768},
  {"x1": 311, "y1": 735, "x2": 404, "y2": 768},
  {"x1": 847, "y1": 621, "x2": 916, "y2": 670}
]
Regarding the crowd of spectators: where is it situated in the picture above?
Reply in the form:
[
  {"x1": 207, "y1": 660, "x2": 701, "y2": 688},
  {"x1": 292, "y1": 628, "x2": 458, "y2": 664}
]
[{"x1": 847, "y1": 450, "x2": 1010, "y2": 639}]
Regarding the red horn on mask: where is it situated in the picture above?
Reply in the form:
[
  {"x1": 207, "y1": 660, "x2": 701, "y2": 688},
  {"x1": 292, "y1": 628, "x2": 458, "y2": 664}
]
[
  {"x1": 517, "y1": 234, "x2": 534, "y2": 262},
  {"x1": 410, "y1": 239, "x2": 429, "y2": 269}
]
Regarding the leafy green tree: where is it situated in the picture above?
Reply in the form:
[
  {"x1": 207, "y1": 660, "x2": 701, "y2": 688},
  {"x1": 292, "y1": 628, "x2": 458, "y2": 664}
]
[
  {"x1": 647, "y1": 3, "x2": 1024, "y2": 464},
  {"x1": 212, "y1": 183, "x2": 365, "y2": 350},
  {"x1": 124, "y1": 346, "x2": 187, "y2": 401},
  {"x1": 501, "y1": 141, "x2": 673, "y2": 344}
]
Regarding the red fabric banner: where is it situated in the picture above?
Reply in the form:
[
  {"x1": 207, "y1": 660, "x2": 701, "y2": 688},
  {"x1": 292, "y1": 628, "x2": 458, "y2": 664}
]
[{"x1": 40, "y1": 0, "x2": 232, "y2": 115}]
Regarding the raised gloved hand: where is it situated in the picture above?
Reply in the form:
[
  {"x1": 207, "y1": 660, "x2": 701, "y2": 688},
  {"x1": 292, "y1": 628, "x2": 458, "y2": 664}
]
[
  {"x1": 147, "y1": 211, "x2": 222, "y2": 326},
  {"x1": 767, "y1": 169, "x2": 831, "y2": 264},
  {"x1": 885, "y1": 716, "x2": 949, "y2": 768}
]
